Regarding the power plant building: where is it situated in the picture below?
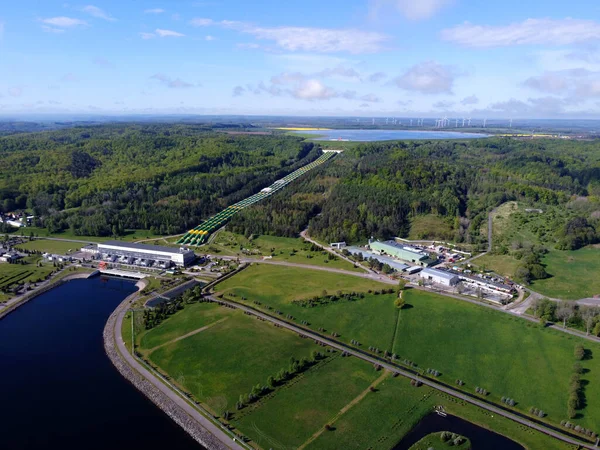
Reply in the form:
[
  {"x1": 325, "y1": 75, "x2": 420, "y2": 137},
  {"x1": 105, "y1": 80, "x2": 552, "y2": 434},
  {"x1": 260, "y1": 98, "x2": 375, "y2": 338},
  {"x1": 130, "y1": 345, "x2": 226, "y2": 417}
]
[{"x1": 97, "y1": 241, "x2": 195, "y2": 267}]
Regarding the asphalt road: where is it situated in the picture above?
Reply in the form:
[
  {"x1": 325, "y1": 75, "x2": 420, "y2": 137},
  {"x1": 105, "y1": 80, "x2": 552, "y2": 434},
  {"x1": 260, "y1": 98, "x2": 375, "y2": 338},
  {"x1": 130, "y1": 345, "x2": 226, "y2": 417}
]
[{"x1": 207, "y1": 294, "x2": 597, "y2": 450}]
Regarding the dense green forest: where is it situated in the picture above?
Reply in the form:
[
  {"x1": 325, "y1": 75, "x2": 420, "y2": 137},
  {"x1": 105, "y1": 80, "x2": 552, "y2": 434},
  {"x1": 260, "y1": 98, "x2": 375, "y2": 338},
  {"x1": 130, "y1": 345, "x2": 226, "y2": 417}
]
[
  {"x1": 229, "y1": 138, "x2": 600, "y2": 253},
  {"x1": 1, "y1": 124, "x2": 599, "y2": 261},
  {"x1": 0, "y1": 124, "x2": 317, "y2": 236}
]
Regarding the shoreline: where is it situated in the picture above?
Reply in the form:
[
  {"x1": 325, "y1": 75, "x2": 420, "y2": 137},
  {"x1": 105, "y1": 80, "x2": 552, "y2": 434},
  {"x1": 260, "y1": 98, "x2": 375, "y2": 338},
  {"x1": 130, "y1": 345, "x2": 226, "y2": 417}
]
[
  {"x1": 103, "y1": 280, "x2": 242, "y2": 450},
  {"x1": 0, "y1": 269, "x2": 94, "y2": 320}
]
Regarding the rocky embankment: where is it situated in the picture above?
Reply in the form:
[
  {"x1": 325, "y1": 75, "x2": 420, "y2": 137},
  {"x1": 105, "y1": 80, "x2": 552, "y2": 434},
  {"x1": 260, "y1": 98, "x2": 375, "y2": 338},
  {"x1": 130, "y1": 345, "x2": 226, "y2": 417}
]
[{"x1": 103, "y1": 290, "x2": 232, "y2": 450}]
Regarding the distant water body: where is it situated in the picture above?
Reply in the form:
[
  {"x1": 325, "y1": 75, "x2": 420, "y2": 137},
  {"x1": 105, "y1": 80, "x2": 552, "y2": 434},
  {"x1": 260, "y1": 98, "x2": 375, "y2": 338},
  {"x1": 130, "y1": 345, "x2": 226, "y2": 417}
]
[{"x1": 297, "y1": 129, "x2": 490, "y2": 141}]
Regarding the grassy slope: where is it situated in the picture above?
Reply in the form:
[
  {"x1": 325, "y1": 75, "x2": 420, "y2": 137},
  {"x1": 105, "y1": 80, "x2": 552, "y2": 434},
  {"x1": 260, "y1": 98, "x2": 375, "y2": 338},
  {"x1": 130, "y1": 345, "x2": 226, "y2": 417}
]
[
  {"x1": 147, "y1": 307, "x2": 319, "y2": 414},
  {"x1": 208, "y1": 230, "x2": 362, "y2": 271},
  {"x1": 234, "y1": 355, "x2": 377, "y2": 449},
  {"x1": 11, "y1": 227, "x2": 163, "y2": 243},
  {"x1": 16, "y1": 239, "x2": 81, "y2": 254},
  {"x1": 532, "y1": 247, "x2": 600, "y2": 299}
]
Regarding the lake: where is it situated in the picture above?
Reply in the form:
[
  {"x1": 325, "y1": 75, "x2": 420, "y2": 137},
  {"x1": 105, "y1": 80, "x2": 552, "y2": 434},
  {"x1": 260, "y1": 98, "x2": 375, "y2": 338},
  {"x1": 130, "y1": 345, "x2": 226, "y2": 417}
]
[
  {"x1": 394, "y1": 413, "x2": 524, "y2": 450},
  {"x1": 0, "y1": 277, "x2": 200, "y2": 450},
  {"x1": 296, "y1": 129, "x2": 490, "y2": 141}
]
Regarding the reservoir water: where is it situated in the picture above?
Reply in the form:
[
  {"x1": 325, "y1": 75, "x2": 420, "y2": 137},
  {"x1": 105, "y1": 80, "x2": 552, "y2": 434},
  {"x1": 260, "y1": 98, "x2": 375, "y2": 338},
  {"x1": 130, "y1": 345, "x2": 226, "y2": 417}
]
[
  {"x1": 394, "y1": 413, "x2": 524, "y2": 450},
  {"x1": 0, "y1": 277, "x2": 200, "y2": 450},
  {"x1": 296, "y1": 129, "x2": 490, "y2": 141}
]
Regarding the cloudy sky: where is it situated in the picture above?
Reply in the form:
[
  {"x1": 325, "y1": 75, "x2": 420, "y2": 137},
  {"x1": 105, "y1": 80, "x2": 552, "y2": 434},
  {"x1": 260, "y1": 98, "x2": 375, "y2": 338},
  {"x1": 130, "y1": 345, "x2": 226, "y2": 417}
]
[{"x1": 2, "y1": 0, "x2": 600, "y2": 117}]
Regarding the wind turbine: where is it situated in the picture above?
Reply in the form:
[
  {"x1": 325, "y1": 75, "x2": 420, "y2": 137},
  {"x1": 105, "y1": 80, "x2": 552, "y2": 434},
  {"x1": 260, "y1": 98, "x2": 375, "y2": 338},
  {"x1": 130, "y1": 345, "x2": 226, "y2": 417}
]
[
  {"x1": 483, "y1": 118, "x2": 487, "y2": 128},
  {"x1": 509, "y1": 118, "x2": 513, "y2": 128},
  {"x1": 467, "y1": 118, "x2": 472, "y2": 127},
  {"x1": 455, "y1": 119, "x2": 459, "y2": 128}
]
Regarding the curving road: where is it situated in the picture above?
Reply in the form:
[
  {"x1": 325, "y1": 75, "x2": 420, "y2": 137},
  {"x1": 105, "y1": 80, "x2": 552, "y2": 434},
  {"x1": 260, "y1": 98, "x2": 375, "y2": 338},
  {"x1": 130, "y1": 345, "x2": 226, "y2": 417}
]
[
  {"x1": 206, "y1": 294, "x2": 597, "y2": 450},
  {"x1": 111, "y1": 301, "x2": 245, "y2": 450}
]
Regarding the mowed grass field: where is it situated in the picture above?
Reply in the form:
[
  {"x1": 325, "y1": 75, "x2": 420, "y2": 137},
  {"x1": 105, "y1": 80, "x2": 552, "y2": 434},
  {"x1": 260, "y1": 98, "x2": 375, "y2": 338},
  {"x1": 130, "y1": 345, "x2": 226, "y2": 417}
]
[
  {"x1": 217, "y1": 265, "x2": 600, "y2": 431},
  {"x1": 395, "y1": 290, "x2": 600, "y2": 430},
  {"x1": 0, "y1": 255, "x2": 55, "y2": 301},
  {"x1": 16, "y1": 239, "x2": 80, "y2": 254},
  {"x1": 143, "y1": 305, "x2": 320, "y2": 415},
  {"x1": 208, "y1": 230, "x2": 362, "y2": 271},
  {"x1": 234, "y1": 355, "x2": 378, "y2": 449}
]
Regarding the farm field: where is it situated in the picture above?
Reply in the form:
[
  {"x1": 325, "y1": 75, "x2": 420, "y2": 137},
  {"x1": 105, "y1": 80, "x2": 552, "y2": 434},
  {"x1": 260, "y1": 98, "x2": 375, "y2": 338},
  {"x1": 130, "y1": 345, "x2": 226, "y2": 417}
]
[
  {"x1": 207, "y1": 230, "x2": 362, "y2": 271},
  {"x1": 141, "y1": 305, "x2": 320, "y2": 415},
  {"x1": 216, "y1": 265, "x2": 600, "y2": 432}
]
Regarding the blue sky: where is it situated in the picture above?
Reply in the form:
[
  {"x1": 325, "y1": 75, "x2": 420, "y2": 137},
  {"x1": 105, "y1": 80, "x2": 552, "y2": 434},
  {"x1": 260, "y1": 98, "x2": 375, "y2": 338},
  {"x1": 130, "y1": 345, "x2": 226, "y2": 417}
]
[{"x1": 2, "y1": 0, "x2": 600, "y2": 117}]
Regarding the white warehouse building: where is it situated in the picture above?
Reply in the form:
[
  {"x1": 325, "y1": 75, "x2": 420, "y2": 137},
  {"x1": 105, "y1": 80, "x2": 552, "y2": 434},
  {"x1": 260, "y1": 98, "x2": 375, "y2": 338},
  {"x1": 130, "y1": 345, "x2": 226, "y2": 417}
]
[
  {"x1": 97, "y1": 241, "x2": 196, "y2": 267},
  {"x1": 418, "y1": 268, "x2": 460, "y2": 287}
]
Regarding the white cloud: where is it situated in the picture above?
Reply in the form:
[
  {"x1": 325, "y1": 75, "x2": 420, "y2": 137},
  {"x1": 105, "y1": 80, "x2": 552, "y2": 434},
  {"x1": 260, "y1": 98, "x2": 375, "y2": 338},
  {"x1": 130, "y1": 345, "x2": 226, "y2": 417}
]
[
  {"x1": 371, "y1": 0, "x2": 451, "y2": 21},
  {"x1": 205, "y1": 35, "x2": 216, "y2": 41},
  {"x1": 237, "y1": 42, "x2": 260, "y2": 49},
  {"x1": 151, "y1": 73, "x2": 194, "y2": 88},
  {"x1": 460, "y1": 95, "x2": 479, "y2": 105},
  {"x1": 433, "y1": 100, "x2": 455, "y2": 109},
  {"x1": 140, "y1": 32, "x2": 155, "y2": 39},
  {"x1": 523, "y1": 69, "x2": 600, "y2": 99},
  {"x1": 368, "y1": 72, "x2": 387, "y2": 82},
  {"x1": 190, "y1": 18, "x2": 213, "y2": 26},
  {"x1": 81, "y1": 5, "x2": 115, "y2": 21},
  {"x1": 193, "y1": 19, "x2": 387, "y2": 53},
  {"x1": 155, "y1": 28, "x2": 184, "y2": 37},
  {"x1": 41, "y1": 17, "x2": 88, "y2": 27},
  {"x1": 246, "y1": 26, "x2": 386, "y2": 53},
  {"x1": 315, "y1": 66, "x2": 361, "y2": 80},
  {"x1": 145, "y1": 8, "x2": 165, "y2": 14},
  {"x1": 359, "y1": 93, "x2": 382, "y2": 102},
  {"x1": 42, "y1": 25, "x2": 65, "y2": 34},
  {"x1": 292, "y1": 79, "x2": 338, "y2": 100},
  {"x1": 523, "y1": 72, "x2": 568, "y2": 94},
  {"x1": 441, "y1": 18, "x2": 600, "y2": 48},
  {"x1": 391, "y1": 61, "x2": 457, "y2": 94}
]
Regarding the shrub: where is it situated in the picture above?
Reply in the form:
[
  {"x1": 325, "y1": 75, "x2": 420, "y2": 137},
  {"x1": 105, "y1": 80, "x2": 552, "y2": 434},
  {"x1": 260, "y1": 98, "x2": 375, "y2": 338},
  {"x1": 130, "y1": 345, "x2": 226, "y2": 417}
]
[{"x1": 574, "y1": 344, "x2": 585, "y2": 361}]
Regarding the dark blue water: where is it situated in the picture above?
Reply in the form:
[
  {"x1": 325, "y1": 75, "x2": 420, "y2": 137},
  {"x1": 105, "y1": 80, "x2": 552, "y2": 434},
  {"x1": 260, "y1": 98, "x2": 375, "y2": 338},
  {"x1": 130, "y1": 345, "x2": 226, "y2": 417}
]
[
  {"x1": 394, "y1": 413, "x2": 524, "y2": 449},
  {"x1": 297, "y1": 129, "x2": 490, "y2": 141},
  {"x1": 0, "y1": 277, "x2": 200, "y2": 450}
]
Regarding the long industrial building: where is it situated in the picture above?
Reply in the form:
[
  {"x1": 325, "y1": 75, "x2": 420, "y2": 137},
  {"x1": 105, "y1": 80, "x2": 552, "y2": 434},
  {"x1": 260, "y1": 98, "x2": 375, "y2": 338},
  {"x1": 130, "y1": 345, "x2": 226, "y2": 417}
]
[
  {"x1": 369, "y1": 240, "x2": 435, "y2": 266},
  {"x1": 418, "y1": 268, "x2": 460, "y2": 287},
  {"x1": 97, "y1": 241, "x2": 196, "y2": 267}
]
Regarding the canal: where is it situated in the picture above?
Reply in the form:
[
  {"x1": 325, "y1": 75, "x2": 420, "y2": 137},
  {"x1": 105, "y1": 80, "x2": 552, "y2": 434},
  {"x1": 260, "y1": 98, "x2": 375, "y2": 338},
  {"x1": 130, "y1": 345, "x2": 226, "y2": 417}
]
[
  {"x1": 0, "y1": 277, "x2": 200, "y2": 450},
  {"x1": 394, "y1": 413, "x2": 524, "y2": 449}
]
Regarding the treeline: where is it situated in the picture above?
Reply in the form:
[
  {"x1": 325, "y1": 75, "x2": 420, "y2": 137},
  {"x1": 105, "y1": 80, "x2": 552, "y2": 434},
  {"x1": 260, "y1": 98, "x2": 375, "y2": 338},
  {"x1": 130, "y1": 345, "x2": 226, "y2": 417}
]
[
  {"x1": 231, "y1": 138, "x2": 600, "y2": 247},
  {"x1": 0, "y1": 124, "x2": 317, "y2": 236}
]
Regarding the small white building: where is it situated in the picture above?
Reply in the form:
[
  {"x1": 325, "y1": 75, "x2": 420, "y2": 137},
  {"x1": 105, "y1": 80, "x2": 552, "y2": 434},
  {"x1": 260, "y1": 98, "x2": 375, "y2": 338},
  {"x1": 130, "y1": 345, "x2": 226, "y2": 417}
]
[
  {"x1": 330, "y1": 242, "x2": 347, "y2": 249},
  {"x1": 7, "y1": 220, "x2": 25, "y2": 228},
  {"x1": 419, "y1": 268, "x2": 459, "y2": 287}
]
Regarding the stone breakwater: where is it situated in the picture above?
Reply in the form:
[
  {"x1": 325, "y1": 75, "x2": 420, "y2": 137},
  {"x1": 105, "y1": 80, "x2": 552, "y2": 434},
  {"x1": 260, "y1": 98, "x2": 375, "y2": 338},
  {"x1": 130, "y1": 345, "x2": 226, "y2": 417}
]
[{"x1": 103, "y1": 294, "x2": 231, "y2": 450}]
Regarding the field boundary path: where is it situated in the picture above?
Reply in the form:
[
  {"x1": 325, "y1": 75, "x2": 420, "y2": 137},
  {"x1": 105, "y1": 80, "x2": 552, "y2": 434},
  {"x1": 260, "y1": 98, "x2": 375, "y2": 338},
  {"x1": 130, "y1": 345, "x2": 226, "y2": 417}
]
[
  {"x1": 205, "y1": 294, "x2": 597, "y2": 450},
  {"x1": 147, "y1": 317, "x2": 229, "y2": 354},
  {"x1": 300, "y1": 229, "x2": 371, "y2": 274},
  {"x1": 297, "y1": 370, "x2": 390, "y2": 450},
  {"x1": 106, "y1": 294, "x2": 245, "y2": 450}
]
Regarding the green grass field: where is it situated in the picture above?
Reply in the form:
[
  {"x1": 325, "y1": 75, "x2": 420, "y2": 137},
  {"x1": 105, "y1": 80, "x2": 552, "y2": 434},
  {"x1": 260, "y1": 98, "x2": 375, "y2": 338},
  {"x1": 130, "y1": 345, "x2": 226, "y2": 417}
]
[
  {"x1": 10, "y1": 227, "x2": 163, "y2": 243},
  {"x1": 409, "y1": 215, "x2": 455, "y2": 241},
  {"x1": 0, "y1": 255, "x2": 54, "y2": 293},
  {"x1": 207, "y1": 230, "x2": 362, "y2": 271},
  {"x1": 393, "y1": 290, "x2": 600, "y2": 430},
  {"x1": 217, "y1": 265, "x2": 600, "y2": 432},
  {"x1": 235, "y1": 355, "x2": 378, "y2": 449},
  {"x1": 531, "y1": 247, "x2": 600, "y2": 299},
  {"x1": 16, "y1": 239, "x2": 81, "y2": 254},
  {"x1": 143, "y1": 305, "x2": 320, "y2": 415}
]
